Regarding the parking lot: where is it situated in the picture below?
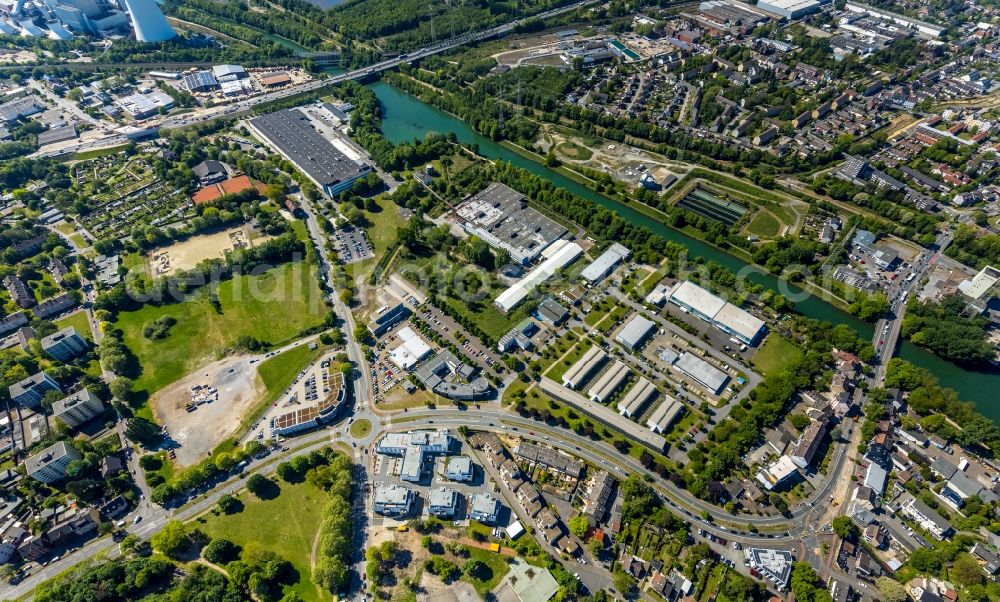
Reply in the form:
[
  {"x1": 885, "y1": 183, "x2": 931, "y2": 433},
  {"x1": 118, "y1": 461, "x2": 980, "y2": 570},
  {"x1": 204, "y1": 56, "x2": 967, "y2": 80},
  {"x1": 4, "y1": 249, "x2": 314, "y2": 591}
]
[
  {"x1": 333, "y1": 227, "x2": 374, "y2": 264},
  {"x1": 417, "y1": 305, "x2": 502, "y2": 370}
]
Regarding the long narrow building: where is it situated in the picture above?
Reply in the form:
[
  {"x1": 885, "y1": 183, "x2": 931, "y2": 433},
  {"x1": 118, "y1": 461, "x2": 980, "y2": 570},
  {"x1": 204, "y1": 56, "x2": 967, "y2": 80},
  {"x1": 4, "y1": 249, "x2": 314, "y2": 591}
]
[
  {"x1": 617, "y1": 377, "x2": 657, "y2": 418},
  {"x1": 646, "y1": 396, "x2": 684, "y2": 434},
  {"x1": 561, "y1": 345, "x2": 607, "y2": 390},
  {"x1": 588, "y1": 361, "x2": 630, "y2": 403}
]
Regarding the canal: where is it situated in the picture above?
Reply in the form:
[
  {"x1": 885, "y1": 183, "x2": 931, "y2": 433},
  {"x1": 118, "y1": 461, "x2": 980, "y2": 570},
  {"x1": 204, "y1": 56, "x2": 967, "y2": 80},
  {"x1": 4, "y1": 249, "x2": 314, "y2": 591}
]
[{"x1": 367, "y1": 80, "x2": 1000, "y2": 421}]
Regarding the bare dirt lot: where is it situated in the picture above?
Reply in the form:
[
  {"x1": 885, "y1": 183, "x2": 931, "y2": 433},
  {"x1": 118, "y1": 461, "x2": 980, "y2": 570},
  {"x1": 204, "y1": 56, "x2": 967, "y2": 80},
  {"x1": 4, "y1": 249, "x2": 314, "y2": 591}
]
[
  {"x1": 150, "y1": 354, "x2": 263, "y2": 467},
  {"x1": 147, "y1": 226, "x2": 269, "y2": 276}
]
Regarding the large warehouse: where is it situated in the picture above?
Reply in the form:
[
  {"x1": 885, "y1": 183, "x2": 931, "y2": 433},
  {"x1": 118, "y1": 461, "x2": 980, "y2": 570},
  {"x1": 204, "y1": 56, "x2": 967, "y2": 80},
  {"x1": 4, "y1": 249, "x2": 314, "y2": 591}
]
[
  {"x1": 455, "y1": 183, "x2": 568, "y2": 265},
  {"x1": 248, "y1": 107, "x2": 372, "y2": 197},
  {"x1": 581, "y1": 243, "x2": 630, "y2": 284},
  {"x1": 755, "y1": 0, "x2": 822, "y2": 19},
  {"x1": 495, "y1": 240, "x2": 582, "y2": 312},
  {"x1": 668, "y1": 281, "x2": 765, "y2": 345}
]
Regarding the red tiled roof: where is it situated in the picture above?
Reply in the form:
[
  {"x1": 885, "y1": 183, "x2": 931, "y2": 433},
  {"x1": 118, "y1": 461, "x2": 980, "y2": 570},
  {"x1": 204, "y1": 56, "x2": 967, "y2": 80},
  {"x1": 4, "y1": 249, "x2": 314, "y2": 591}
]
[{"x1": 191, "y1": 175, "x2": 266, "y2": 205}]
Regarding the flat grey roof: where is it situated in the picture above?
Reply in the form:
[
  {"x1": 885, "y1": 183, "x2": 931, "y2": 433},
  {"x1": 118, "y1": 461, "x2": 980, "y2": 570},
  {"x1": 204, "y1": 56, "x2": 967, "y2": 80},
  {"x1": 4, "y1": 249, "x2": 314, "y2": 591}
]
[
  {"x1": 249, "y1": 108, "x2": 369, "y2": 189},
  {"x1": 616, "y1": 314, "x2": 656, "y2": 349},
  {"x1": 455, "y1": 183, "x2": 567, "y2": 261},
  {"x1": 674, "y1": 353, "x2": 729, "y2": 394}
]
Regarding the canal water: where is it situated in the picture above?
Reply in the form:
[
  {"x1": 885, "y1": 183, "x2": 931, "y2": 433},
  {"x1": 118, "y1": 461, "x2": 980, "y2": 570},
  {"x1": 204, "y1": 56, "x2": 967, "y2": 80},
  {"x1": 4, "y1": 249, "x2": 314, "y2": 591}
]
[{"x1": 366, "y1": 81, "x2": 1000, "y2": 420}]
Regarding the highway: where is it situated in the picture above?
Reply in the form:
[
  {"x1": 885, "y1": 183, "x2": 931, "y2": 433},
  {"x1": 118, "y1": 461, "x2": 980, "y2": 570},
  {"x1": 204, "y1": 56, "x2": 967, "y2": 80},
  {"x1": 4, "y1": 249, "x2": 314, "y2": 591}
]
[{"x1": 32, "y1": 0, "x2": 598, "y2": 159}]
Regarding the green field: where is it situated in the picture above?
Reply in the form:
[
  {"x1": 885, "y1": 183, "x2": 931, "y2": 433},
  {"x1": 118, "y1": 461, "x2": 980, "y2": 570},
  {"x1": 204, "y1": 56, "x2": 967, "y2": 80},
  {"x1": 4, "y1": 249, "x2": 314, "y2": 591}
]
[
  {"x1": 465, "y1": 547, "x2": 510, "y2": 595},
  {"x1": 55, "y1": 311, "x2": 93, "y2": 342},
  {"x1": 194, "y1": 479, "x2": 327, "y2": 601},
  {"x1": 744, "y1": 211, "x2": 781, "y2": 238},
  {"x1": 752, "y1": 335, "x2": 803, "y2": 377},
  {"x1": 543, "y1": 339, "x2": 594, "y2": 383},
  {"x1": 349, "y1": 419, "x2": 371, "y2": 438},
  {"x1": 345, "y1": 196, "x2": 409, "y2": 280},
  {"x1": 116, "y1": 261, "x2": 327, "y2": 396},
  {"x1": 246, "y1": 343, "x2": 328, "y2": 431}
]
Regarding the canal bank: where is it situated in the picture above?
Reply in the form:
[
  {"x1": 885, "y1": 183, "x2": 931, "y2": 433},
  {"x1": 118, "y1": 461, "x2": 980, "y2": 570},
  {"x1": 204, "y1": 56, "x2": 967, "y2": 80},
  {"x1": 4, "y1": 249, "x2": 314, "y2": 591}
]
[{"x1": 366, "y1": 80, "x2": 1000, "y2": 421}]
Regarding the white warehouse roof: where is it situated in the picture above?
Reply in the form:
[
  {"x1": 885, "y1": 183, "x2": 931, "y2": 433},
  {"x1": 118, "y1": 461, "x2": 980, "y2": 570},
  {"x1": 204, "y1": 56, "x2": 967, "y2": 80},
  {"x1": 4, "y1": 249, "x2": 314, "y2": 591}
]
[
  {"x1": 495, "y1": 240, "x2": 582, "y2": 312},
  {"x1": 581, "y1": 243, "x2": 630, "y2": 283},
  {"x1": 616, "y1": 314, "x2": 656, "y2": 350},
  {"x1": 713, "y1": 303, "x2": 765, "y2": 345},
  {"x1": 388, "y1": 326, "x2": 432, "y2": 370},
  {"x1": 670, "y1": 280, "x2": 726, "y2": 318}
]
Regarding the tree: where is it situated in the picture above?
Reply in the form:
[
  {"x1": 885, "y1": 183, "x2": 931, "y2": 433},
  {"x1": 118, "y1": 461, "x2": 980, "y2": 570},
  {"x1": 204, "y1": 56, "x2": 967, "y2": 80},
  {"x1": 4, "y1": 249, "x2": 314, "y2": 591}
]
[
  {"x1": 246, "y1": 474, "x2": 273, "y2": 499},
  {"x1": 876, "y1": 577, "x2": 908, "y2": 602},
  {"x1": 568, "y1": 515, "x2": 589, "y2": 538},
  {"x1": 125, "y1": 417, "x2": 162, "y2": 447},
  {"x1": 150, "y1": 520, "x2": 189, "y2": 559},
  {"x1": 952, "y1": 554, "x2": 985, "y2": 586},
  {"x1": 612, "y1": 570, "x2": 636, "y2": 597},
  {"x1": 217, "y1": 494, "x2": 240, "y2": 515},
  {"x1": 202, "y1": 538, "x2": 240, "y2": 564},
  {"x1": 462, "y1": 559, "x2": 487, "y2": 580},
  {"x1": 109, "y1": 377, "x2": 134, "y2": 402},
  {"x1": 831, "y1": 516, "x2": 858, "y2": 539}
]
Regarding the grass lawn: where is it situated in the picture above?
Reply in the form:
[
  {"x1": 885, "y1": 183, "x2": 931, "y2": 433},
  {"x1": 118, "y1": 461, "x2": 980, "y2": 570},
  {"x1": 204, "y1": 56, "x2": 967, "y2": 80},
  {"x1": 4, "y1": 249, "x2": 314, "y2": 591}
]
[
  {"x1": 70, "y1": 234, "x2": 87, "y2": 248},
  {"x1": 744, "y1": 211, "x2": 781, "y2": 238},
  {"x1": 752, "y1": 335, "x2": 803, "y2": 378},
  {"x1": 247, "y1": 343, "x2": 329, "y2": 430},
  {"x1": 290, "y1": 220, "x2": 310, "y2": 242},
  {"x1": 345, "y1": 196, "x2": 409, "y2": 281},
  {"x1": 115, "y1": 261, "x2": 327, "y2": 396},
  {"x1": 349, "y1": 419, "x2": 371, "y2": 438},
  {"x1": 439, "y1": 295, "x2": 523, "y2": 344},
  {"x1": 542, "y1": 339, "x2": 594, "y2": 383},
  {"x1": 55, "y1": 311, "x2": 93, "y2": 342},
  {"x1": 193, "y1": 479, "x2": 327, "y2": 602},
  {"x1": 464, "y1": 547, "x2": 510, "y2": 595},
  {"x1": 55, "y1": 222, "x2": 75, "y2": 235}
]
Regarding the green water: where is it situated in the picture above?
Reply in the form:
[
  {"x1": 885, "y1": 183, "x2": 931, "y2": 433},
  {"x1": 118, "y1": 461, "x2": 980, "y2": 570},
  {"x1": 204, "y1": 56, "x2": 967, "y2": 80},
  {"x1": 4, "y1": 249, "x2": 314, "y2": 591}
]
[{"x1": 367, "y1": 80, "x2": 1000, "y2": 421}]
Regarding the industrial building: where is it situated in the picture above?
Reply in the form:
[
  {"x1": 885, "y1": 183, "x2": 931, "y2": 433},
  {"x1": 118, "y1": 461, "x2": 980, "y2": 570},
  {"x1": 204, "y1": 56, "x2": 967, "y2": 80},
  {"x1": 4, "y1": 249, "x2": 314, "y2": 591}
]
[
  {"x1": 373, "y1": 483, "x2": 414, "y2": 516},
  {"x1": 116, "y1": 90, "x2": 174, "y2": 119},
  {"x1": 51, "y1": 388, "x2": 104, "y2": 429},
  {"x1": 674, "y1": 353, "x2": 730, "y2": 395},
  {"x1": 669, "y1": 281, "x2": 765, "y2": 345},
  {"x1": 414, "y1": 350, "x2": 492, "y2": 401},
  {"x1": 9, "y1": 371, "x2": 61, "y2": 408},
  {"x1": 581, "y1": 243, "x2": 630, "y2": 284},
  {"x1": 367, "y1": 301, "x2": 410, "y2": 337},
  {"x1": 24, "y1": 441, "x2": 81, "y2": 484},
  {"x1": 615, "y1": 315, "x2": 656, "y2": 350},
  {"x1": 755, "y1": 0, "x2": 821, "y2": 19},
  {"x1": 376, "y1": 431, "x2": 456, "y2": 482},
  {"x1": 248, "y1": 108, "x2": 373, "y2": 197},
  {"x1": 469, "y1": 493, "x2": 502, "y2": 524},
  {"x1": 428, "y1": 487, "x2": 460, "y2": 518},
  {"x1": 183, "y1": 71, "x2": 219, "y2": 93},
  {"x1": 561, "y1": 345, "x2": 608, "y2": 390},
  {"x1": 646, "y1": 396, "x2": 685, "y2": 434},
  {"x1": 617, "y1": 377, "x2": 657, "y2": 418},
  {"x1": 538, "y1": 379, "x2": 668, "y2": 453},
  {"x1": 454, "y1": 183, "x2": 568, "y2": 265},
  {"x1": 388, "y1": 326, "x2": 432, "y2": 370},
  {"x1": 40, "y1": 326, "x2": 89, "y2": 361},
  {"x1": 588, "y1": 361, "x2": 630, "y2": 403},
  {"x1": 122, "y1": 0, "x2": 175, "y2": 41},
  {"x1": 495, "y1": 240, "x2": 583, "y2": 313}
]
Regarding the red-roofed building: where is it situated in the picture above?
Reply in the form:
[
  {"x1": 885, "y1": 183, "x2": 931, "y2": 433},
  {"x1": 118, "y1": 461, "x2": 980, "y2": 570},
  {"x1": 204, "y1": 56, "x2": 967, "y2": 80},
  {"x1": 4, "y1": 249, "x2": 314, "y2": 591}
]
[{"x1": 191, "y1": 175, "x2": 266, "y2": 205}]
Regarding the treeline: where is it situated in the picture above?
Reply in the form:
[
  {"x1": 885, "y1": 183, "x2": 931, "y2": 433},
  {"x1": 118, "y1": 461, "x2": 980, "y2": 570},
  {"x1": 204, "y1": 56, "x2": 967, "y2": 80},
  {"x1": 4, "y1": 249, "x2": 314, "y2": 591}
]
[
  {"x1": 167, "y1": 0, "x2": 334, "y2": 49},
  {"x1": 885, "y1": 358, "x2": 1000, "y2": 453},
  {"x1": 327, "y1": 0, "x2": 571, "y2": 51},
  {"x1": 336, "y1": 80, "x2": 454, "y2": 170},
  {"x1": 902, "y1": 295, "x2": 997, "y2": 367},
  {"x1": 94, "y1": 232, "x2": 304, "y2": 314},
  {"x1": 274, "y1": 448, "x2": 355, "y2": 594},
  {"x1": 947, "y1": 223, "x2": 1000, "y2": 269},
  {"x1": 102, "y1": 36, "x2": 293, "y2": 65},
  {"x1": 149, "y1": 439, "x2": 267, "y2": 504},
  {"x1": 812, "y1": 172, "x2": 942, "y2": 247},
  {"x1": 35, "y1": 557, "x2": 238, "y2": 602}
]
